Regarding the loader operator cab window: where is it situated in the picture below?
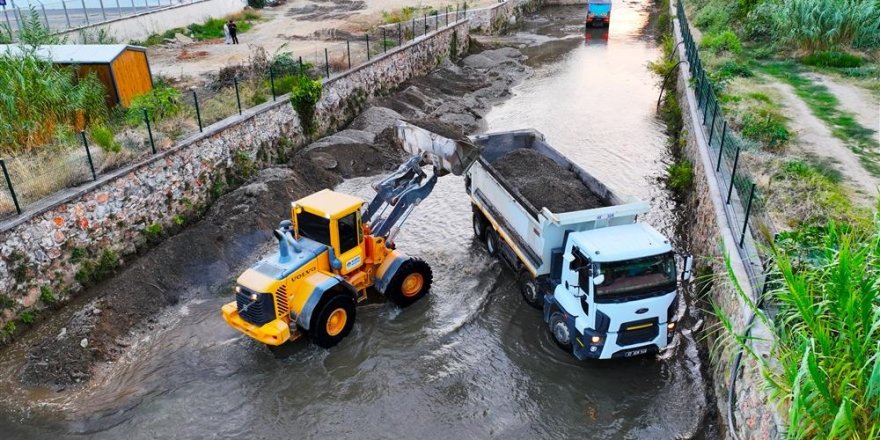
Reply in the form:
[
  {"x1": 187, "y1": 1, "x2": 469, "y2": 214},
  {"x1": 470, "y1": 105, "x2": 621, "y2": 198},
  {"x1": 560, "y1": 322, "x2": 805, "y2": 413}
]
[
  {"x1": 297, "y1": 211, "x2": 331, "y2": 247},
  {"x1": 337, "y1": 212, "x2": 361, "y2": 253}
]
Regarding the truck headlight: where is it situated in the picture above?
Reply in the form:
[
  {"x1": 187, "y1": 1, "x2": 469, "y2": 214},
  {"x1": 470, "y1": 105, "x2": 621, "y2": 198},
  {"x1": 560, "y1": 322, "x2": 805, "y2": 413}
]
[{"x1": 590, "y1": 335, "x2": 602, "y2": 344}]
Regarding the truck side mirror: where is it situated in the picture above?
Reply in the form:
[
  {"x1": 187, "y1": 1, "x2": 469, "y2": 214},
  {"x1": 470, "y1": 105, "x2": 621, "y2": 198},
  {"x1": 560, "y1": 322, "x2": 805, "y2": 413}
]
[
  {"x1": 592, "y1": 274, "x2": 605, "y2": 285},
  {"x1": 681, "y1": 255, "x2": 694, "y2": 282}
]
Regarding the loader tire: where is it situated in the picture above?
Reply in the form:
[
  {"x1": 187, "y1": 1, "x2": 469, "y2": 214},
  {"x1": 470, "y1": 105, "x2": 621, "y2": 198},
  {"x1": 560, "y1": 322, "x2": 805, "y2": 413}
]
[
  {"x1": 484, "y1": 226, "x2": 499, "y2": 257},
  {"x1": 519, "y1": 272, "x2": 544, "y2": 309},
  {"x1": 309, "y1": 292, "x2": 356, "y2": 348},
  {"x1": 549, "y1": 312, "x2": 573, "y2": 352},
  {"x1": 385, "y1": 258, "x2": 433, "y2": 308}
]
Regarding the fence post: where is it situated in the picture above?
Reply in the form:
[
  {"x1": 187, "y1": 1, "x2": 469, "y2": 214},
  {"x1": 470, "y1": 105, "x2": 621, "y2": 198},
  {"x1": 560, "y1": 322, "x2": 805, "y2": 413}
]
[
  {"x1": 726, "y1": 146, "x2": 741, "y2": 204},
  {"x1": 0, "y1": 159, "x2": 22, "y2": 215},
  {"x1": 4, "y1": 7, "x2": 14, "y2": 34},
  {"x1": 347, "y1": 39, "x2": 351, "y2": 69},
  {"x1": 39, "y1": 3, "x2": 50, "y2": 30},
  {"x1": 383, "y1": 27, "x2": 387, "y2": 53},
  {"x1": 98, "y1": 0, "x2": 107, "y2": 21},
  {"x1": 269, "y1": 66, "x2": 276, "y2": 101},
  {"x1": 80, "y1": 0, "x2": 89, "y2": 25},
  {"x1": 424, "y1": 13, "x2": 427, "y2": 35},
  {"x1": 411, "y1": 17, "x2": 415, "y2": 39},
  {"x1": 716, "y1": 121, "x2": 726, "y2": 172},
  {"x1": 131, "y1": 0, "x2": 136, "y2": 14},
  {"x1": 193, "y1": 90, "x2": 203, "y2": 131},
  {"x1": 143, "y1": 108, "x2": 156, "y2": 154},
  {"x1": 397, "y1": 22, "x2": 402, "y2": 45},
  {"x1": 708, "y1": 102, "x2": 719, "y2": 144},
  {"x1": 324, "y1": 48, "x2": 330, "y2": 78},
  {"x1": 739, "y1": 183, "x2": 756, "y2": 248},
  {"x1": 456, "y1": 4, "x2": 459, "y2": 20},
  {"x1": 234, "y1": 77, "x2": 242, "y2": 115},
  {"x1": 365, "y1": 34, "x2": 370, "y2": 60},
  {"x1": 703, "y1": 84, "x2": 712, "y2": 123},
  {"x1": 80, "y1": 131, "x2": 97, "y2": 181},
  {"x1": 115, "y1": 0, "x2": 122, "y2": 17},
  {"x1": 298, "y1": 56, "x2": 304, "y2": 76},
  {"x1": 446, "y1": 6, "x2": 449, "y2": 26}
]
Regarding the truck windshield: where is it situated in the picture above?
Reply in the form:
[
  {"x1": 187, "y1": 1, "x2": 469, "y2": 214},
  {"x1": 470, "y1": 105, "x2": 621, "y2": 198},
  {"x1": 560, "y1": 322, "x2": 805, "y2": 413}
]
[
  {"x1": 594, "y1": 252, "x2": 676, "y2": 301},
  {"x1": 297, "y1": 211, "x2": 331, "y2": 246}
]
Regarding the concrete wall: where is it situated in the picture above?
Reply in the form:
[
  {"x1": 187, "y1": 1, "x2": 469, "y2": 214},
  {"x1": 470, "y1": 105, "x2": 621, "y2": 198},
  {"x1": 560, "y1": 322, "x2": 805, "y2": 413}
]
[
  {"x1": 58, "y1": 0, "x2": 245, "y2": 43},
  {"x1": 467, "y1": 0, "x2": 542, "y2": 33},
  {"x1": 0, "y1": 19, "x2": 470, "y2": 332},
  {"x1": 669, "y1": 5, "x2": 782, "y2": 440}
]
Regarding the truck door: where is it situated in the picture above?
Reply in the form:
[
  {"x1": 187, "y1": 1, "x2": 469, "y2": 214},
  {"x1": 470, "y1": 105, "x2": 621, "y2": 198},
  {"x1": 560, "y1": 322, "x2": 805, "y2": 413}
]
[
  {"x1": 563, "y1": 247, "x2": 591, "y2": 308},
  {"x1": 335, "y1": 211, "x2": 365, "y2": 275}
]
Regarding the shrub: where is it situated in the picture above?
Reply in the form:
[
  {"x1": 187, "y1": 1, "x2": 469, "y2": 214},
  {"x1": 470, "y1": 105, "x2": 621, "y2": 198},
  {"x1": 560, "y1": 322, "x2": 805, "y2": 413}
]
[
  {"x1": 382, "y1": 6, "x2": 418, "y2": 24},
  {"x1": 693, "y1": 2, "x2": 730, "y2": 32},
  {"x1": 126, "y1": 86, "x2": 185, "y2": 125},
  {"x1": 39, "y1": 287, "x2": 56, "y2": 305},
  {"x1": 20, "y1": 311, "x2": 35, "y2": 325},
  {"x1": 289, "y1": 76, "x2": 323, "y2": 136},
  {"x1": 741, "y1": 106, "x2": 790, "y2": 150},
  {"x1": 801, "y1": 51, "x2": 865, "y2": 68},
  {"x1": 144, "y1": 223, "x2": 163, "y2": 242},
  {"x1": 90, "y1": 126, "x2": 121, "y2": 153},
  {"x1": 700, "y1": 30, "x2": 742, "y2": 54},
  {"x1": 711, "y1": 59, "x2": 753, "y2": 81},
  {"x1": 3, "y1": 321, "x2": 15, "y2": 335},
  {"x1": 666, "y1": 160, "x2": 694, "y2": 190}
]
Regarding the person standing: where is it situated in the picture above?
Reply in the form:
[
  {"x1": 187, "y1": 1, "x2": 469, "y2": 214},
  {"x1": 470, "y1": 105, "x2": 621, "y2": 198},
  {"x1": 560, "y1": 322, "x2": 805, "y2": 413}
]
[
  {"x1": 228, "y1": 20, "x2": 239, "y2": 45},
  {"x1": 223, "y1": 21, "x2": 232, "y2": 44}
]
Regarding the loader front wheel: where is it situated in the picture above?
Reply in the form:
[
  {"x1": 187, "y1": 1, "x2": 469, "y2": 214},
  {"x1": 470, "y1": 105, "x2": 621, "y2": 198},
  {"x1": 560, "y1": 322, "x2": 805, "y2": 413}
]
[
  {"x1": 310, "y1": 293, "x2": 356, "y2": 348},
  {"x1": 385, "y1": 258, "x2": 433, "y2": 308}
]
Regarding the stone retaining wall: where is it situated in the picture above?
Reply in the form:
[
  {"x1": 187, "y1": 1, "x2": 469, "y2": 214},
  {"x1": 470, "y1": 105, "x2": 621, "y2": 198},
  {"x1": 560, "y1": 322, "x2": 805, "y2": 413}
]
[
  {"x1": 670, "y1": 4, "x2": 782, "y2": 440},
  {"x1": 0, "y1": 19, "x2": 470, "y2": 336}
]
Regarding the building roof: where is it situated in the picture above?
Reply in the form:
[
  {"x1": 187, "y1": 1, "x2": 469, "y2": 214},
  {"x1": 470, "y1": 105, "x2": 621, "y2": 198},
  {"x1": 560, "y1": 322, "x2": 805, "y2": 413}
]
[{"x1": 0, "y1": 44, "x2": 145, "y2": 64}]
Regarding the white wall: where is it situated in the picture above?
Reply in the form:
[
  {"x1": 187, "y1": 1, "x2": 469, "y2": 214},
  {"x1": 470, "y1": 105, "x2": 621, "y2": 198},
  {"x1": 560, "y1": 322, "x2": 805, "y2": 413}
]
[{"x1": 58, "y1": 0, "x2": 245, "y2": 43}]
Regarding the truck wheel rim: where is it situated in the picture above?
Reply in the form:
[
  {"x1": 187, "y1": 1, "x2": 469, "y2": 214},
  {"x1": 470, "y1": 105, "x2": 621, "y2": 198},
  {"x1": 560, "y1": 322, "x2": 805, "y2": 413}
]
[
  {"x1": 326, "y1": 308, "x2": 347, "y2": 336},
  {"x1": 487, "y1": 234, "x2": 496, "y2": 252},
  {"x1": 525, "y1": 282, "x2": 538, "y2": 302},
  {"x1": 553, "y1": 321, "x2": 569, "y2": 344},
  {"x1": 401, "y1": 273, "x2": 424, "y2": 297}
]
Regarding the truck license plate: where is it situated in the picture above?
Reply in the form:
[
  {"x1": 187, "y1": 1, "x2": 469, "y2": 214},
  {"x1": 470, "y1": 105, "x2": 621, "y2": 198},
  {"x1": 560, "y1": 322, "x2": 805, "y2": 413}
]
[{"x1": 624, "y1": 348, "x2": 649, "y2": 358}]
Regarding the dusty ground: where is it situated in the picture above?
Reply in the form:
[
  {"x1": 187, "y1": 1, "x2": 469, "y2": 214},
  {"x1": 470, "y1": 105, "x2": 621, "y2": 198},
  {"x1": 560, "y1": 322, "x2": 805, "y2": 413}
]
[
  {"x1": 13, "y1": 43, "x2": 529, "y2": 388},
  {"x1": 805, "y1": 72, "x2": 880, "y2": 146},
  {"x1": 493, "y1": 148, "x2": 609, "y2": 213},
  {"x1": 149, "y1": 0, "x2": 498, "y2": 80}
]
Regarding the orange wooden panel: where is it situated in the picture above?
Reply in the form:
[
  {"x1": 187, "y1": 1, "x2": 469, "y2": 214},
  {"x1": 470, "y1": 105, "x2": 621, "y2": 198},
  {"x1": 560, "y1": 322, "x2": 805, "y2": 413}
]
[{"x1": 111, "y1": 49, "x2": 153, "y2": 108}]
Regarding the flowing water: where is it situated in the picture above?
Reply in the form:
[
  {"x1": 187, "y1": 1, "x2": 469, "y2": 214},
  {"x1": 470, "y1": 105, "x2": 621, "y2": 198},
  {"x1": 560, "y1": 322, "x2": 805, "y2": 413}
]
[{"x1": 0, "y1": 3, "x2": 716, "y2": 438}]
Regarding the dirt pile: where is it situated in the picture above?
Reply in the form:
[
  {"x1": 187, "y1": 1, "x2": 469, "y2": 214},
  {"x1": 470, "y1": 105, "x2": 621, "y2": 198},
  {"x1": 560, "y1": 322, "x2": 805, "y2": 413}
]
[
  {"x1": 492, "y1": 149, "x2": 609, "y2": 213},
  {"x1": 286, "y1": 0, "x2": 365, "y2": 21}
]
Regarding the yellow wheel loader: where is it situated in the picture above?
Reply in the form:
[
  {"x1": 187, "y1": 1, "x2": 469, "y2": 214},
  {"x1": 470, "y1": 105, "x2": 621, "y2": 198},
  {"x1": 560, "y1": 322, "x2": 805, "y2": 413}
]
[{"x1": 221, "y1": 121, "x2": 478, "y2": 348}]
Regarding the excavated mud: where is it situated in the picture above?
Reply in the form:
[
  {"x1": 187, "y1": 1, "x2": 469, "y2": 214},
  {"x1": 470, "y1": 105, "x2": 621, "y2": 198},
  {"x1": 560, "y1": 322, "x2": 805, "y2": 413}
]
[
  {"x1": 492, "y1": 149, "x2": 609, "y2": 213},
  {"x1": 286, "y1": 0, "x2": 365, "y2": 21},
  {"x1": 15, "y1": 46, "x2": 530, "y2": 388}
]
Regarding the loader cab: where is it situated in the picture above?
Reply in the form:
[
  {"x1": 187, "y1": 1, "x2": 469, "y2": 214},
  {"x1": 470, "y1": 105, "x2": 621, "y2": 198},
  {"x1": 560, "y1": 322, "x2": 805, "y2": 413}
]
[{"x1": 292, "y1": 189, "x2": 366, "y2": 275}]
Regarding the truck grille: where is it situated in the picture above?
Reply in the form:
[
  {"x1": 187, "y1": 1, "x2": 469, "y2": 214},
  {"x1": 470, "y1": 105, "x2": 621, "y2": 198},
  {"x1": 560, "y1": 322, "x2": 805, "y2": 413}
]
[
  {"x1": 616, "y1": 318, "x2": 658, "y2": 346},
  {"x1": 275, "y1": 285, "x2": 289, "y2": 318},
  {"x1": 235, "y1": 288, "x2": 275, "y2": 326}
]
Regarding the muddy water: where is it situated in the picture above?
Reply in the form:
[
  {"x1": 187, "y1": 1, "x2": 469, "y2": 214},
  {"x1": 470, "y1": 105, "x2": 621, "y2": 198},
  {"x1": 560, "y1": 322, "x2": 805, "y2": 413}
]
[{"x1": 0, "y1": 3, "x2": 715, "y2": 439}]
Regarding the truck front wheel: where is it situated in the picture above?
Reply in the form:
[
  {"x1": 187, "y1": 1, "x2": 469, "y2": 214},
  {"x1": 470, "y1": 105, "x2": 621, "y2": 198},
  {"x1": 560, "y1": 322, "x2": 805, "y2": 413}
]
[
  {"x1": 385, "y1": 258, "x2": 433, "y2": 307},
  {"x1": 309, "y1": 292, "x2": 356, "y2": 348},
  {"x1": 519, "y1": 273, "x2": 543, "y2": 309},
  {"x1": 549, "y1": 312, "x2": 573, "y2": 351}
]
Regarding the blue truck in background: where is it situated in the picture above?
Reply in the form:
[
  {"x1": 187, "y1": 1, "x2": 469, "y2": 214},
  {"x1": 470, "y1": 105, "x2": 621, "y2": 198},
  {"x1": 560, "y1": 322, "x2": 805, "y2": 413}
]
[{"x1": 586, "y1": 0, "x2": 612, "y2": 27}]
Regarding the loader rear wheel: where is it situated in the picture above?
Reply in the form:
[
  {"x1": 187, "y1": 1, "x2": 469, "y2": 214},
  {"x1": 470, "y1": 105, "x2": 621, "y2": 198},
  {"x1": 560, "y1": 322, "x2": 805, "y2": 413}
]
[
  {"x1": 484, "y1": 227, "x2": 499, "y2": 257},
  {"x1": 310, "y1": 293, "x2": 356, "y2": 348},
  {"x1": 386, "y1": 258, "x2": 433, "y2": 308},
  {"x1": 549, "y1": 312, "x2": 573, "y2": 352},
  {"x1": 519, "y1": 272, "x2": 544, "y2": 309}
]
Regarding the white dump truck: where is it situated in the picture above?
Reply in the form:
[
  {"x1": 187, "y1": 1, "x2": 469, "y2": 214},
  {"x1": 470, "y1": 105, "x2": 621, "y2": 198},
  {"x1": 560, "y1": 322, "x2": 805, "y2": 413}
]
[{"x1": 397, "y1": 122, "x2": 692, "y2": 360}]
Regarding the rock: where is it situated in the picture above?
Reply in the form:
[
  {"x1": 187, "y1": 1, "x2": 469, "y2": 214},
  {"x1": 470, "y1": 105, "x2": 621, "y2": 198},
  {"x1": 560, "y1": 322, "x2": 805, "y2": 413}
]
[
  {"x1": 243, "y1": 182, "x2": 268, "y2": 197},
  {"x1": 309, "y1": 152, "x2": 338, "y2": 170},
  {"x1": 174, "y1": 33, "x2": 193, "y2": 44},
  {"x1": 348, "y1": 107, "x2": 404, "y2": 134},
  {"x1": 92, "y1": 308, "x2": 102, "y2": 316},
  {"x1": 80, "y1": 338, "x2": 88, "y2": 348},
  {"x1": 57, "y1": 327, "x2": 67, "y2": 339},
  {"x1": 462, "y1": 54, "x2": 497, "y2": 69}
]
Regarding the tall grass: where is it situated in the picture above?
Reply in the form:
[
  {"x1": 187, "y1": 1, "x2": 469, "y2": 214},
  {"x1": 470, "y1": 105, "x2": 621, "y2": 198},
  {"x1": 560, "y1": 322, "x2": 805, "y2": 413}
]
[
  {"x1": 757, "y1": 0, "x2": 880, "y2": 51},
  {"x1": 717, "y1": 220, "x2": 880, "y2": 438},
  {"x1": 0, "y1": 49, "x2": 107, "y2": 153}
]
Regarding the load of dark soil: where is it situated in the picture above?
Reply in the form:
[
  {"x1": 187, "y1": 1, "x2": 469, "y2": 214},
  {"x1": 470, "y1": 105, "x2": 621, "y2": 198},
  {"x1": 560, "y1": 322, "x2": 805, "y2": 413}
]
[
  {"x1": 405, "y1": 118, "x2": 468, "y2": 142},
  {"x1": 492, "y1": 149, "x2": 609, "y2": 213}
]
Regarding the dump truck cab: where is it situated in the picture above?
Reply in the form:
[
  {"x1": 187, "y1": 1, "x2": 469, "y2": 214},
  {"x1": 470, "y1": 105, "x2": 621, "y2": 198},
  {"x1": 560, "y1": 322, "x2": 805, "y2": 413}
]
[{"x1": 545, "y1": 223, "x2": 684, "y2": 360}]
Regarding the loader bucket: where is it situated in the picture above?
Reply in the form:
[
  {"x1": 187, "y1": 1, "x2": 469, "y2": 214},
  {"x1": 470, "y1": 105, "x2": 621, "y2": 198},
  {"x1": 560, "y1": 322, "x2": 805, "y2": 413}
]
[{"x1": 395, "y1": 120, "x2": 480, "y2": 176}]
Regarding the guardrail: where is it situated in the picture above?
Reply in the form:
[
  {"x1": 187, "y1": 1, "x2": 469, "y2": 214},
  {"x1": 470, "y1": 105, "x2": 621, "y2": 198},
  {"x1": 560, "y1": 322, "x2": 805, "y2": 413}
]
[{"x1": 1, "y1": 0, "x2": 190, "y2": 35}]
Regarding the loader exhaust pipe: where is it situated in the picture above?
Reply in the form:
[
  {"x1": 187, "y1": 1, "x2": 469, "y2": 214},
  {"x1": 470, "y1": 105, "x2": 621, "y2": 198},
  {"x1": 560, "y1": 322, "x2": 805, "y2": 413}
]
[{"x1": 274, "y1": 220, "x2": 301, "y2": 263}]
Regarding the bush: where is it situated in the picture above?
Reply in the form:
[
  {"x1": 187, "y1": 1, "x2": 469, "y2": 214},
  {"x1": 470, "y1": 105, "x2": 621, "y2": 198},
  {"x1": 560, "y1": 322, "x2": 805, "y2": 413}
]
[
  {"x1": 39, "y1": 286, "x2": 56, "y2": 305},
  {"x1": 289, "y1": 76, "x2": 323, "y2": 136},
  {"x1": 693, "y1": 2, "x2": 730, "y2": 32},
  {"x1": 741, "y1": 106, "x2": 790, "y2": 150},
  {"x1": 712, "y1": 59, "x2": 753, "y2": 81},
  {"x1": 126, "y1": 86, "x2": 185, "y2": 125},
  {"x1": 20, "y1": 311, "x2": 35, "y2": 325},
  {"x1": 666, "y1": 160, "x2": 694, "y2": 190},
  {"x1": 90, "y1": 126, "x2": 121, "y2": 153},
  {"x1": 701, "y1": 30, "x2": 742, "y2": 54},
  {"x1": 801, "y1": 51, "x2": 865, "y2": 68},
  {"x1": 247, "y1": 0, "x2": 266, "y2": 8},
  {"x1": 144, "y1": 223, "x2": 163, "y2": 242}
]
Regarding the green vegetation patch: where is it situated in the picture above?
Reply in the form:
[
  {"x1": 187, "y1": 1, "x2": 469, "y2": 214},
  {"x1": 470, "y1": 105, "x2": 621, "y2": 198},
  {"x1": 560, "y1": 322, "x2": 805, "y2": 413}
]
[
  {"x1": 740, "y1": 105, "x2": 791, "y2": 151},
  {"x1": 768, "y1": 159, "x2": 869, "y2": 227},
  {"x1": 762, "y1": 62, "x2": 880, "y2": 176},
  {"x1": 126, "y1": 86, "x2": 188, "y2": 125},
  {"x1": 801, "y1": 51, "x2": 865, "y2": 69},
  {"x1": 700, "y1": 30, "x2": 742, "y2": 55}
]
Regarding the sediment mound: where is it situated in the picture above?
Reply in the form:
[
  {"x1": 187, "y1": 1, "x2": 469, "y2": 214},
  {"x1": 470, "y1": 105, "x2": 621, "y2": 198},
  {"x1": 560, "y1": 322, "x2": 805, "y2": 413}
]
[{"x1": 492, "y1": 149, "x2": 609, "y2": 213}]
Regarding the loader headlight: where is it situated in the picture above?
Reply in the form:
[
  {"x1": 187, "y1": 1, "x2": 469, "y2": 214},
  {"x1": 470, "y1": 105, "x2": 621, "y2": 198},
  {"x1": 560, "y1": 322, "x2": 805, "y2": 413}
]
[
  {"x1": 235, "y1": 286, "x2": 241, "y2": 294},
  {"x1": 249, "y1": 293, "x2": 259, "y2": 302}
]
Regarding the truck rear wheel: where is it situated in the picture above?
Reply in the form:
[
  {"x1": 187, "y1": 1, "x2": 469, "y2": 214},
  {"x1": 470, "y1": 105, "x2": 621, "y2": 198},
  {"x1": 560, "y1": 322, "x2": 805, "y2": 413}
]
[
  {"x1": 484, "y1": 226, "x2": 499, "y2": 257},
  {"x1": 309, "y1": 292, "x2": 356, "y2": 348},
  {"x1": 519, "y1": 273, "x2": 543, "y2": 309},
  {"x1": 473, "y1": 211, "x2": 485, "y2": 241},
  {"x1": 549, "y1": 312, "x2": 573, "y2": 351},
  {"x1": 385, "y1": 258, "x2": 433, "y2": 307}
]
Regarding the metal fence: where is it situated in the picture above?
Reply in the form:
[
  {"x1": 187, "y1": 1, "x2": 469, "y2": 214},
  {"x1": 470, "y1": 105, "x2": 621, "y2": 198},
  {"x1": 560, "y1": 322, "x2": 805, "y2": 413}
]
[
  {"x1": 0, "y1": 10, "x2": 469, "y2": 219},
  {"x1": 2, "y1": 0, "x2": 193, "y2": 35},
  {"x1": 676, "y1": 0, "x2": 770, "y2": 294}
]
